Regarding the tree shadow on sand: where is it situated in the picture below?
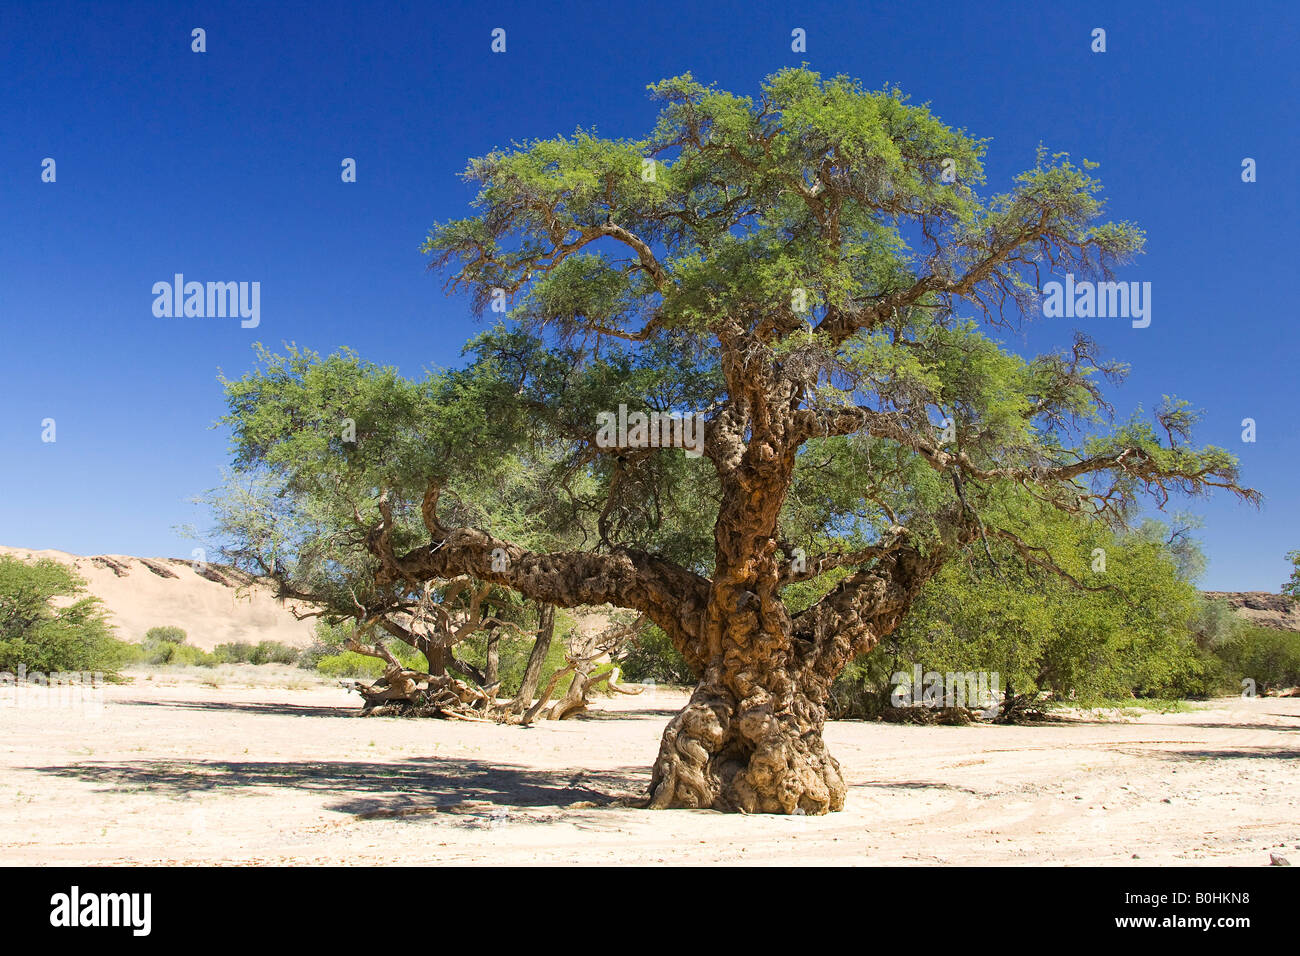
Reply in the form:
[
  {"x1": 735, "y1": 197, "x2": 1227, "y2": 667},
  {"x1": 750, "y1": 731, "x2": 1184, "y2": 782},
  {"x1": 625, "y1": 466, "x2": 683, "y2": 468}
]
[
  {"x1": 114, "y1": 697, "x2": 357, "y2": 718},
  {"x1": 113, "y1": 696, "x2": 683, "y2": 721},
  {"x1": 1114, "y1": 746, "x2": 1299, "y2": 762},
  {"x1": 30, "y1": 757, "x2": 651, "y2": 818},
  {"x1": 1181, "y1": 721, "x2": 1300, "y2": 733},
  {"x1": 558, "y1": 705, "x2": 682, "y2": 720}
]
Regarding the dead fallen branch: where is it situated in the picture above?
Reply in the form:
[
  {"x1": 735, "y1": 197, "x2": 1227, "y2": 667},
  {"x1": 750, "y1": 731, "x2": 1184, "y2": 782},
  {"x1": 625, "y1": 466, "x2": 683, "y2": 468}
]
[{"x1": 339, "y1": 609, "x2": 647, "y2": 723}]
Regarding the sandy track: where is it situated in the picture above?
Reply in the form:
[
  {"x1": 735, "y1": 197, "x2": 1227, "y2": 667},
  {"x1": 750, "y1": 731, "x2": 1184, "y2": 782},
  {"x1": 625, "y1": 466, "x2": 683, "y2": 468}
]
[{"x1": 2, "y1": 669, "x2": 1297, "y2": 866}]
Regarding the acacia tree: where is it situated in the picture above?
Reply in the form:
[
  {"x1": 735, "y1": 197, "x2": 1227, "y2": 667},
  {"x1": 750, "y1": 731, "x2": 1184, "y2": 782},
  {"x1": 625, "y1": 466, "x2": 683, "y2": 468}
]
[{"x1": 225, "y1": 69, "x2": 1254, "y2": 814}]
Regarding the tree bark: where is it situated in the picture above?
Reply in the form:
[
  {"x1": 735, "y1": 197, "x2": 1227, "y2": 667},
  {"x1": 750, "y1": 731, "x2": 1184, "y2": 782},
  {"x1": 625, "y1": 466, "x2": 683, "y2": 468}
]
[
  {"x1": 484, "y1": 627, "x2": 501, "y2": 687},
  {"x1": 647, "y1": 502, "x2": 958, "y2": 814},
  {"x1": 644, "y1": 367, "x2": 849, "y2": 813},
  {"x1": 508, "y1": 603, "x2": 555, "y2": 715},
  {"x1": 648, "y1": 659, "x2": 845, "y2": 814}
]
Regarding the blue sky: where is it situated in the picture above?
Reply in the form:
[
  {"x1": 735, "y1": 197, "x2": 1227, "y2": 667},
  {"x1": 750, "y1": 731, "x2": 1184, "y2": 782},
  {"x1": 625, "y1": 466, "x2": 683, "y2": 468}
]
[{"x1": 1, "y1": 0, "x2": 1296, "y2": 590}]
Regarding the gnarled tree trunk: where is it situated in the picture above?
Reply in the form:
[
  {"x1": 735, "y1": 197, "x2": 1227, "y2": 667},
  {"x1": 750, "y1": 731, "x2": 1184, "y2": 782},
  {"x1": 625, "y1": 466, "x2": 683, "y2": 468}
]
[
  {"x1": 648, "y1": 521, "x2": 950, "y2": 814},
  {"x1": 648, "y1": 659, "x2": 844, "y2": 814}
]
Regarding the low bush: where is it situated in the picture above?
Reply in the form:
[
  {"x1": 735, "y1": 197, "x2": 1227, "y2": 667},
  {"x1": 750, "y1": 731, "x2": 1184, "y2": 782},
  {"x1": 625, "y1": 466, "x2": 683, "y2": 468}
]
[
  {"x1": 316, "y1": 651, "x2": 386, "y2": 679},
  {"x1": 143, "y1": 626, "x2": 187, "y2": 645},
  {"x1": 131, "y1": 639, "x2": 217, "y2": 667},
  {"x1": 212, "y1": 641, "x2": 257, "y2": 664},
  {"x1": 295, "y1": 639, "x2": 335, "y2": 671}
]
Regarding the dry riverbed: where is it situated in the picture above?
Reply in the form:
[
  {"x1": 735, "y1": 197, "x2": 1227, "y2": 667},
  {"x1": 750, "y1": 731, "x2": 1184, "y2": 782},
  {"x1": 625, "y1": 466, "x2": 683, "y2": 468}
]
[{"x1": 2, "y1": 667, "x2": 1297, "y2": 866}]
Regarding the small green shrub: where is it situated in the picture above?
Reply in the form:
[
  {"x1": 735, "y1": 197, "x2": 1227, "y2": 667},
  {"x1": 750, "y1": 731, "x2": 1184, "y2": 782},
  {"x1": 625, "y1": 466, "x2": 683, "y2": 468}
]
[
  {"x1": 316, "y1": 651, "x2": 386, "y2": 679},
  {"x1": 143, "y1": 626, "x2": 187, "y2": 645},
  {"x1": 296, "y1": 639, "x2": 335, "y2": 670},
  {"x1": 136, "y1": 625, "x2": 207, "y2": 665},
  {"x1": 169, "y1": 644, "x2": 217, "y2": 667},
  {"x1": 251, "y1": 640, "x2": 299, "y2": 665},
  {"x1": 212, "y1": 641, "x2": 257, "y2": 664},
  {"x1": 135, "y1": 640, "x2": 216, "y2": 667},
  {"x1": 301, "y1": 619, "x2": 361, "y2": 669}
]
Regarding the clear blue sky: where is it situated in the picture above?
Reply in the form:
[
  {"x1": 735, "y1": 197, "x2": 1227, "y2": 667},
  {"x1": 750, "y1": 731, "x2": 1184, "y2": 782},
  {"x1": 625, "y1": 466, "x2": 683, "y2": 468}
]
[{"x1": 1, "y1": 0, "x2": 1296, "y2": 590}]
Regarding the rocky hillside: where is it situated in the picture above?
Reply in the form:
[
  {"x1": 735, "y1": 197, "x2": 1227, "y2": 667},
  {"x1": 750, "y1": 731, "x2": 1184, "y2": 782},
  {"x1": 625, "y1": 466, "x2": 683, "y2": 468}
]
[
  {"x1": 1202, "y1": 591, "x2": 1300, "y2": 632},
  {"x1": 0, "y1": 545, "x2": 317, "y2": 651}
]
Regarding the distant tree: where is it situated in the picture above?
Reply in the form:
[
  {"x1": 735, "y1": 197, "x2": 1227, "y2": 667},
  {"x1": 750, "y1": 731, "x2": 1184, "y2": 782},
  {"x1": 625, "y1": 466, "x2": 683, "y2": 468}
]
[
  {"x1": 0, "y1": 556, "x2": 123, "y2": 674},
  {"x1": 1216, "y1": 625, "x2": 1300, "y2": 695},
  {"x1": 143, "y1": 626, "x2": 187, "y2": 645},
  {"x1": 1283, "y1": 550, "x2": 1300, "y2": 599}
]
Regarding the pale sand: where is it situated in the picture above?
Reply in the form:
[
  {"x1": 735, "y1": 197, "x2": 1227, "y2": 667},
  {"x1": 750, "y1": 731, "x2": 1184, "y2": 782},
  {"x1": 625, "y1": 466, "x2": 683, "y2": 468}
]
[{"x1": 1, "y1": 670, "x2": 1296, "y2": 866}]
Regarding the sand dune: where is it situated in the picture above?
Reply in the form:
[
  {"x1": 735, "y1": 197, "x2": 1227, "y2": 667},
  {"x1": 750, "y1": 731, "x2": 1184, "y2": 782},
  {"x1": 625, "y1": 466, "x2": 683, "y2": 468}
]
[{"x1": 0, "y1": 545, "x2": 317, "y2": 650}]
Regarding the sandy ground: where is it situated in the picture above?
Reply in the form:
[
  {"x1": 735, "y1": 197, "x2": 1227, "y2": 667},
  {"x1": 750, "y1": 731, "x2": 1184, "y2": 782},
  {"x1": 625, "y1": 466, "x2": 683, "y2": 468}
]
[{"x1": 2, "y1": 668, "x2": 1297, "y2": 866}]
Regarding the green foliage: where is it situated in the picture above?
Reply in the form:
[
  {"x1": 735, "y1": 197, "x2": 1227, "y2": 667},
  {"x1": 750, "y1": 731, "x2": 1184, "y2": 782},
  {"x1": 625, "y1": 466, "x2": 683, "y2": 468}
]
[
  {"x1": 1189, "y1": 598, "x2": 1241, "y2": 651},
  {"x1": 132, "y1": 626, "x2": 223, "y2": 667},
  {"x1": 296, "y1": 642, "x2": 332, "y2": 671},
  {"x1": 457, "y1": 627, "x2": 572, "y2": 698},
  {"x1": 829, "y1": 525, "x2": 1300, "y2": 716},
  {"x1": 143, "y1": 626, "x2": 187, "y2": 645},
  {"x1": 831, "y1": 508, "x2": 1207, "y2": 717},
  {"x1": 297, "y1": 619, "x2": 351, "y2": 670},
  {"x1": 131, "y1": 642, "x2": 215, "y2": 667},
  {"x1": 315, "y1": 634, "x2": 425, "y2": 681},
  {"x1": 254, "y1": 641, "x2": 299, "y2": 665},
  {"x1": 452, "y1": 608, "x2": 577, "y2": 697},
  {"x1": 212, "y1": 641, "x2": 256, "y2": 663},
  {"x1": 0, "y1": 556, "x2": 127, "y2": 675},
  {"x1": 1215, "y1": 626, "x2": 1300, "y2": 694},
  {"x1": 829, "y1": 648, "x2": 902, "y2": 720},
  {"x1": 122, "y1": 630, "x2": 301, "y2": 669},
  {"x1": 615, "y1": 624, "x2": 695, "y2": 685},
  {"x1": 212, "y1": 640, "x2": 300, "y2": 665},
  {"x1": 1283, "y1": 550, "x2": 1300, "y2": 599},
  {"x1": 166, "y1": 644, "x2": 217, "y2": 667},
  {"x1": 316, "y1": 651, "x2": 386, "y2": 679}
]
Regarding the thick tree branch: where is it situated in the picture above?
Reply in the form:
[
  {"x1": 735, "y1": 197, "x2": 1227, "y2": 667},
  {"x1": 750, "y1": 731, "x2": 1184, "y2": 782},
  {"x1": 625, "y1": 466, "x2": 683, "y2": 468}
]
[{"x1": 382, "y1": 486, "x2": 710, "y2": 671}]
